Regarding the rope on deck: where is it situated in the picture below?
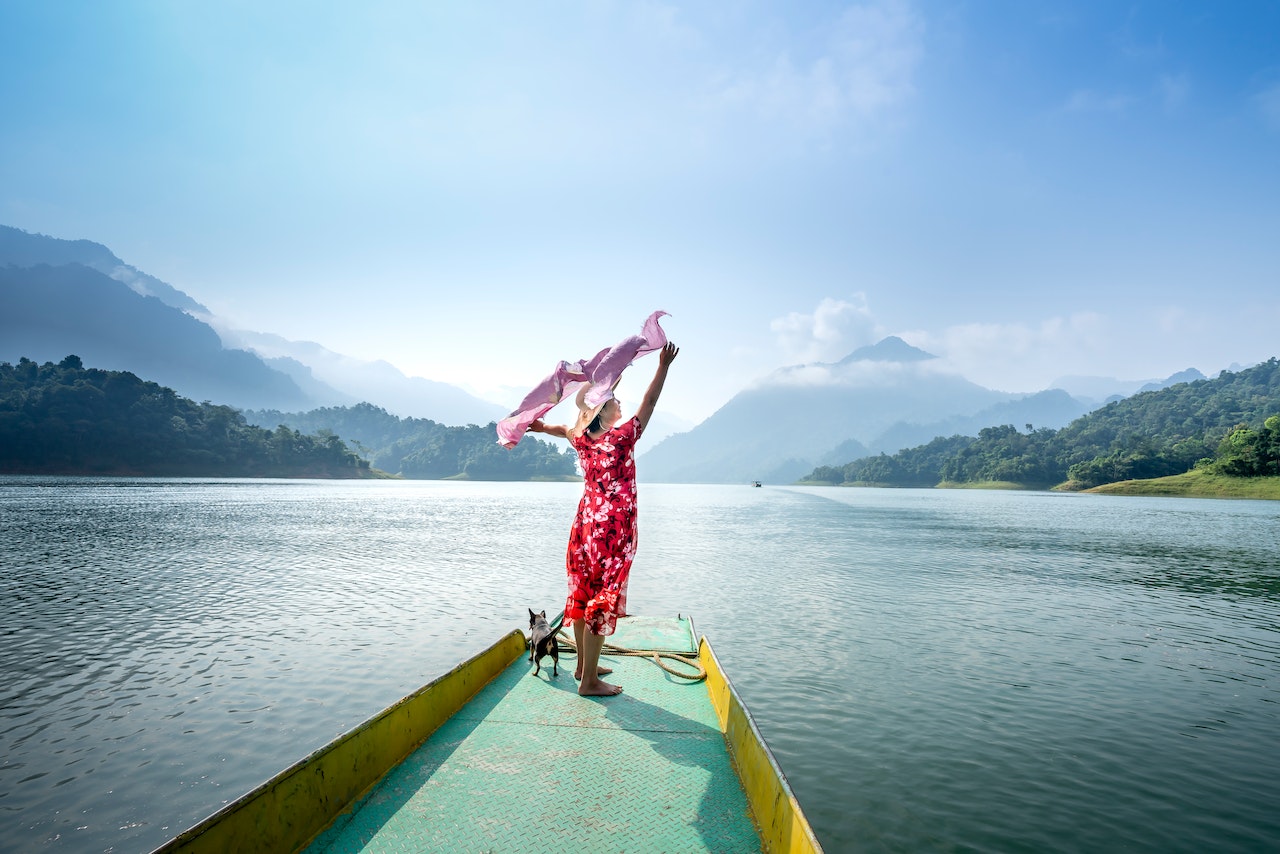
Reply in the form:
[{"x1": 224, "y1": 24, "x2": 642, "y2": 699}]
[{"x1": 554, "y1": 628, "x2": 707, "y2": 682}]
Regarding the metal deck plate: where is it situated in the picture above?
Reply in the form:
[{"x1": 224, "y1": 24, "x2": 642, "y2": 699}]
[
  {"x1": 605, "y1": 614, "x2": 698, "y2": 655},
  {"x1": 306, "y1": 618, "x2": 760, "y2": 853}
]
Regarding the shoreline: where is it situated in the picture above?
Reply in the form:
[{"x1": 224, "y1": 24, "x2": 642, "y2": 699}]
[
  {"x1": 1083, "y1": 471, "x2": 1280, "y2": 499},
  {"x1": 796, "y1": 473, "x2": 1280, "y2": 500}
]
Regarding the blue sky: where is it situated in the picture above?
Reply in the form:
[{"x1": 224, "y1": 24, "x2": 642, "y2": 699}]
[{"x1": 3, "y1": 1, "x2": 1278, "y2": 425}]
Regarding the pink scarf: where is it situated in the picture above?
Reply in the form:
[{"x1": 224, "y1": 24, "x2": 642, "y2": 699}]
[{"x1": 497, "y1": 311, "x2": 669, "y2": 448}]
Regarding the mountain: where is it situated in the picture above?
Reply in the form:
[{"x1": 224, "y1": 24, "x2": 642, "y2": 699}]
[
  {"x1": 0, "y1": 224, "x2": 208, "y2": 314},
  {"x1": 1, "y1": 225, "x2": 506, "y2": 423},
  {"x1": 837, "y1": 335, "x2": 936, "y2": 364},
  {"x1": 810, "y1": 357, "x2": 1279, "y2": 490},
  {"x1": 638, "y1": 337, "x2": 1086, "y2": 484},
  {"x1": 0, "y1": 263, "x2": 313, "y2": 411},
  {"x1": 1050, "y1": 368, "x2": 1209, "y2": 406},
  {"x1": 1049, "y1": 374, "x2": 1145, "y2": 404},
  {"x1": 1137, "y1": 368, "x2": 1207, "y2": 394},
  {"x1": 216, "y1": 327, "x2": 507, "y2": 426},
  {"x1": 641, "y1": 336, "x2": 1220, "y2": 484},
  {"x1": 857, "y1": 388, "x2": 1091, "y2": 457}
]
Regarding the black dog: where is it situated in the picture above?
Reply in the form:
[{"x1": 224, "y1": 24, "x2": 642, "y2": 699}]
[{"x1": 527, "y1": 609, "x2": 559, "y2": 677}]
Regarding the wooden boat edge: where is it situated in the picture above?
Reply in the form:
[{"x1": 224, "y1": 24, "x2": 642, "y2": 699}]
[
  {"x1": 150, "y1": 628, "x2": 527, "y2": 854},
  {"x1": 152, "y1": 623, "x2": 825, "y2": 853},
  {"x1": 700, "y1": 635, "x2": 825, "y2": 854}
]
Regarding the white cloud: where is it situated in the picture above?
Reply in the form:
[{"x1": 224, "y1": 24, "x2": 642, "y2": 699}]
[
  {"x1": 1158, "y1": 73, "x2": 1190, "y2": 113},
  {"x1": 1254, "y1": 81, "x2": 1280, "y2": 131},
  {"x1": 757, "y1": 301, "x2": 1266, "y2": 401},
  {"x1": 717, "y1": 0, "x2": 923, "y2": 133},
  {"x1": 770, "y1": 295, "x2": 882, "y2": 364},
  {"x1": 897, "y1": 304, "x2": 1274, "y2": 397},
  {"x1": 759, "y1": 346, "x2": 951, "y2": 391},
  {"x1": 1062, "y1": 89, "x2": 1132, "y2": 114},
  {"x1": 762, "y1": 363, "x2": 839, "y2": 387},
  {"x1": 627, "y1": 1, "x2": 703, "y2": 51},
  {"x1": 907, "y1": 313, "x2": 1109, "y2": 391},
  {"x1": 829, "y1": 0, "x2": 924, "y2": 115}
]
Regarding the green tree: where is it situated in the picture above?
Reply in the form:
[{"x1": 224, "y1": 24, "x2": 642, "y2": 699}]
[
  {"x1": 1210, "y1": 414, "x2": 1280, "y2": 476},
  {"x1": 246, "y1": 404, "x2": 577, "y2": 480},
  {"x1": 0, "y1": 356, "x2": 372, "y2": 477}
]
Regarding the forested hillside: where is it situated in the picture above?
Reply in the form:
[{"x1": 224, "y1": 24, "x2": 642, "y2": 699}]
[
  {"x1": 246, "y1": 403, "x2": 577, "y2": 481},
  {"x1": 0, "y1": 356, "x2": 370, "y2": 477},
  {"x1": 806, "y1": 358, "x2": 1280, "y2": 489}
]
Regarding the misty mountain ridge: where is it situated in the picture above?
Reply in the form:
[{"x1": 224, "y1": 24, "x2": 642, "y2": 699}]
[
  {"x1": 838, "y1": 335, "x2": 936, "y2": 364},
  {"x1": 641, "y1": 338, "x2": 1006, "y2": 483},
  {"x1": 1050, "y1": 367, "x2": 1211, "y2": 406},
  {"x1": 1, "y1": 263, "x2": 312, "y2": 411},
  {"x1": 768, "y1": 336, "x2": 937, "y2": 387},
  {"x1": 832, "y1": 388, "x2": 1089, "y2": 461},
  {"x1": 0, "y1": 224, "x2": 208, "y2": 315},
  {"x1": 215, "y1": 325, "x2": 506, "y2": 425},
  {"x1": 639, "y1": 337, "x2": 1201, "y2": 484},
  {"x1": 1, "y1": 225, "x2": 506, "y2": 424},
  {"x1": 3, "y1": 224, "x2": 1224, "y2": 460},
  {"x1": 1137, "y1": 368, "x2": 1208, "y2": 394}
]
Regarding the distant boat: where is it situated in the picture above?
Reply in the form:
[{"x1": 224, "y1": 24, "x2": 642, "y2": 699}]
[
  {"x1": 752, "y1": 480, "x2": 763, "y2": 487},
  {"x1": 153, "y1": 613, "x2": 822, "y2": 853}
]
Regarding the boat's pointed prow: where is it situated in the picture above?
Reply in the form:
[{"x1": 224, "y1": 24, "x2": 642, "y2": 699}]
[{"x1": 154, "y1": 615, "x2": 823, "y2": 853}]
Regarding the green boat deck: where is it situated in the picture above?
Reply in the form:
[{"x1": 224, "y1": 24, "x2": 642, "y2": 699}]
[{"x1": 305, "y1": 616, "x2": 765, "y2": 853}]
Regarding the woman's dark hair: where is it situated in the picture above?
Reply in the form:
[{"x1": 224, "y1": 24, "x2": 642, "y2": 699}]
[{"x1": 587, "y1": 412, "x2": 604, "y2": 434}]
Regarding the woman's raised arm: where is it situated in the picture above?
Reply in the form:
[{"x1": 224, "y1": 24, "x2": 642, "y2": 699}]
[
  {"x1": 634, "y1": 343, "x2": 678, "y2": 430},
  {"x1": 528, "y1": 420, "x2": 570, "y2": 439}
]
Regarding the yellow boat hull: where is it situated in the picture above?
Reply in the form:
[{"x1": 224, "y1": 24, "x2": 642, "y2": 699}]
[{"x1": 154, "y1": 620, "x2": 821, "y2": 853}]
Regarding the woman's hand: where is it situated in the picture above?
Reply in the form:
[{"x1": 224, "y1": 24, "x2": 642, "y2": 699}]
[
  {"x1": 636, "y1": 343, "x2": 677, "y2": 429},
  {"x1": 528, "y1": 420, "x2": 545, "y2": 433}
]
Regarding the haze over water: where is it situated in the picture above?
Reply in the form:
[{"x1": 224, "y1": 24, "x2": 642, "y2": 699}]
[{"x1": 2, "y1": 477, "x2": 1278, "y2": 852}]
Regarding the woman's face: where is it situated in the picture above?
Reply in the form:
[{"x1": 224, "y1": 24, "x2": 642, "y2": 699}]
[{"x1": 601, "y1": 398, "x2": 622, "y2": 427}]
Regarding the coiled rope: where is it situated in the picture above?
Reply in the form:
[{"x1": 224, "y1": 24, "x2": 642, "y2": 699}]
[{"x1": 554, "y1": 627, "x2": 706, "y2": 682}]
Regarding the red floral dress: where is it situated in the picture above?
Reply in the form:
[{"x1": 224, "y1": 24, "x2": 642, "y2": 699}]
[{"x1": 566, "y1": 416, "x2": 643, "y2": 636}]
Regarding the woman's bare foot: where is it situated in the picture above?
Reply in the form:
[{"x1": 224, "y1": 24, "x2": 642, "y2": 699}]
[
  {"x1": 573, "y1": 665, "x2": 613, "y2": 680},
  {"x1": 578, "y1": 677, "x2": 622, "y2": 697}
]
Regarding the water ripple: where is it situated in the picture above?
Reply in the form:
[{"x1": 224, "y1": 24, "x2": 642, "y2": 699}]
[{"x1": 2, "y1": 478, "x2": 1278, "y2": 852}]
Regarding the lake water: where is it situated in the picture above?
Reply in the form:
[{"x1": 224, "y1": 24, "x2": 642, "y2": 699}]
[{"x1": 2, "y1": 477, "x2": 1278, "y2": 853}]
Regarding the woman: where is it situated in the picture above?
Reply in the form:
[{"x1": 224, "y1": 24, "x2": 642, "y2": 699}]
[{"x1": 528, "y1": 342, "x2": 678, "y2": 696}]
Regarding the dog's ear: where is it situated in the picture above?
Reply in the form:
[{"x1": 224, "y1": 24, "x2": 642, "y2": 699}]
[
  {"x1": 529, "y1": 608, "x2": 536, "y2": 620},
  {"x1": 539, "y1": 610, "x2": 547, "y2": 619}
]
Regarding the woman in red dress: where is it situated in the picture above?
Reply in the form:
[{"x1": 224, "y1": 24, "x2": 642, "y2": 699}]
[{"x1": 529, "y1": 342, "x2": 678, "y2": 696}]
